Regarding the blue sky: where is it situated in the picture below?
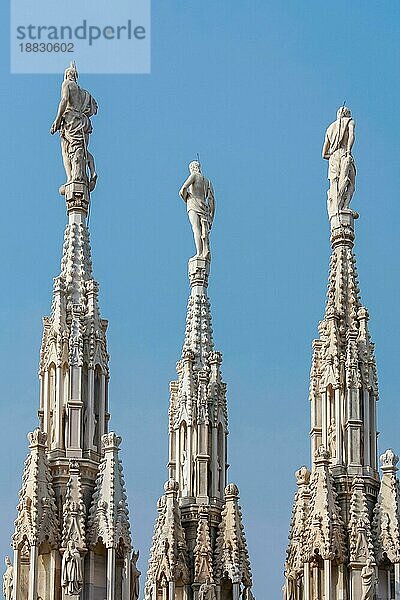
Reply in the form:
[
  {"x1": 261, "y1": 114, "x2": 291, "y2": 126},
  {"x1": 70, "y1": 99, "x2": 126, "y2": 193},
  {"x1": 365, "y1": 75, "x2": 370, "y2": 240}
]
[{"x1": 1, "y1": 1, "x2": 400, "y2": 597}]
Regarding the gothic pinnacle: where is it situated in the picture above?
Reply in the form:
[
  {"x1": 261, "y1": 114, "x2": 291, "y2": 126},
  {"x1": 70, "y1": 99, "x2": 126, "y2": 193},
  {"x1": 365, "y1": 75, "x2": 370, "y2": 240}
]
[
  {"x1": 145, "y1": 161, "x2": 254, "y2": 600},
  {"x1": 283, "y1": 108, "x2": 394, "y2": 600}
]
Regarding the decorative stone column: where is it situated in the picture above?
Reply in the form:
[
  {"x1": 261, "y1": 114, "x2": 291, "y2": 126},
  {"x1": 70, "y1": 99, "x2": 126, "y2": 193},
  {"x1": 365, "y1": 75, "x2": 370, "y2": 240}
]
[
  {"x1": 28, "y1": 545, "x2": 38, "y2": 600},
  {"x1": 232, "y1": 582, "x2": 240, "y2": 600},
  {"x1": 303, "y1": 563, "x2": 311, "y2": 600},
  {"x1": 122, "y1": 554, "x2": 131, "y2": 600},
  {"x1": 107, "y1": 547, "x2": 116, "y2": 600},
  {"x1": 395, "y1": 563, "x2": 400, "y2": 599},
  {"x1": 324, "y1": 559, "x2": 331, "y2": 599},
  {"x1": 168, "y1": 580, "x2": 175, "y2": 599}
]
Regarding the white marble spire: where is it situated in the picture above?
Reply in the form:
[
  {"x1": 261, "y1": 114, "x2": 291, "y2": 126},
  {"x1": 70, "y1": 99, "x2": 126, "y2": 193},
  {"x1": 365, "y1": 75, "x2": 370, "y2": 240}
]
[
  {"x1": 145, "y1": 163, "x2": 254, "y2": 600},
  {"x1": 6, "y1": 67, "x2": 138, "y2": 600},
  {"x1": 284, "y1": 108, "x2": 400, "y2": 600}
]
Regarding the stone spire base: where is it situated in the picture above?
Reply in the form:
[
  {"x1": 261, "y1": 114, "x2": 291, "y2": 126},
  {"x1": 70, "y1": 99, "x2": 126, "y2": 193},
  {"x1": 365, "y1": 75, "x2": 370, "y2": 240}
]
[
  {"x1": 330, "y1": 208, "x2": 358, "y2": 248},
  {"x1": 188, "y1": 256, "x2": 210, "y2": 293},
  {"x1": 63, "y1": 181, "x2": 90, "y2": 216}
]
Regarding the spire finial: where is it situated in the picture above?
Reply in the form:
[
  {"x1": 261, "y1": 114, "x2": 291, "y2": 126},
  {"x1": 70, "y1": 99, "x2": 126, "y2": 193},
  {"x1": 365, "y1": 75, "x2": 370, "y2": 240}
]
[
  {"x1": 322, "y1": 105, "x2": 357, "y2": 231},
  {"x1": 50, "y1": 64, "x2": 98, "y2": 215},
  {"x1": 179, "y1": 160, "x2": 215, "y2": 263}
]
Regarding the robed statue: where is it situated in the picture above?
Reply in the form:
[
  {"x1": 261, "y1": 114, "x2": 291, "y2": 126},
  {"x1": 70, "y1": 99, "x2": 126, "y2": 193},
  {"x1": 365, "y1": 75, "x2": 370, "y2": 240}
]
[
  {"x1": 198, "y1": 581, "x2": 217, "y2": 600},
  {"x1": 242, "y1": 587, "x2": 255, "y2": 600},
  {"x1": 51, "y1": 62, "x2": 98, "y2": 194},
  {"x1": 2, "y1": 557, "x2": 13, "y2": 600},
  {"x1": 322, "y1": 106, "x2": 356, "y2": 220},
  {"x1": 130, "y1": 550, "x2": 141, "y2": 600},
  {"x1": 179, "y1": 161, "x2": 215, "y2": 260},
  {"x1": 61, "y1": 540, "x2": 83, "y2": 596},
  {"x1": 361, "y1": 559, "x2": 377, "y2": 600},
  {"x1": 283, "y1": 571, "x2": 297, "y2": 600}
]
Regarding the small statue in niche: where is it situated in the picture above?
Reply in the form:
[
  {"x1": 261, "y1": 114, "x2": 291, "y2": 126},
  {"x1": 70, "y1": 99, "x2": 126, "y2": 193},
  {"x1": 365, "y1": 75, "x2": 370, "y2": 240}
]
[
  {"x1": 283, "y1": 571, "x2": 297, "y2": 600},
  {"x1": 181, "y1": 450, "x2": 189, "y2": 491},
  {"x1": 242, "y1": 587, "x2": 255, "y2": 600},
  {"x1": 328, "y1": 418, "x2": 336, "y2": 459},
  {"x1": 50, "y1": 410, "x2": 56, "y2": 446},
  {"x1": 361, "y1": 559, "x2": 377, "y2": 600},
  {"x1": 217, "y1": 457, "x2": 222, "y2": 492},
  {"x1": 61, "y1": 540, "x2": 83, "y2": 596},
  {"x1": 198, "y1": 581, "x2": 217, "y2": 600},
  {"x1": 83, "y1": 404, "x2": 96, "y2": 450}
]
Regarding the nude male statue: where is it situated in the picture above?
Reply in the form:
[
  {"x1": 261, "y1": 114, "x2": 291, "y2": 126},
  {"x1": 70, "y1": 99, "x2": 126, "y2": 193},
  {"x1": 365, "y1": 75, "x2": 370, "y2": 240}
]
[
  {"x1": 179, "y1": 161, "x2": 215, "y2": 260},
  {"x1": 51, "y1": 62, "x2": 98, "y2": 193},
  {"x1": 322, "y1": 106, "x2": 356, "y2": 220}
]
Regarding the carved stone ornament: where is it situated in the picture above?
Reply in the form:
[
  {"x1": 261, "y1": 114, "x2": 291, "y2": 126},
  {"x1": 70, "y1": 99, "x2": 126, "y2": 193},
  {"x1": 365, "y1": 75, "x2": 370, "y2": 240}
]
[
  {"x1": 295, "y1": 466, "x2": 311, "y2": 486},
  {"x1": 13, "y1": 429, "x2": 59, "y2": 549},
  {"x1": 380, "y1": 448, "x2": 399, "y2": 471},
  {"x1": 87, "y1": 432, "x2": 131, "y2": 550},
  {"x1": 214, "y1": 483, "x2": 252, "y2": 588},
  {"x1": 144, "y1": 480, "x2": 190, "y2": 598}
]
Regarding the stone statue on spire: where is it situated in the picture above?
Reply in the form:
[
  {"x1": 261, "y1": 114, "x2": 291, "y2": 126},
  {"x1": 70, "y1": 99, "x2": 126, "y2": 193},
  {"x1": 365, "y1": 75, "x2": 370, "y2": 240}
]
[
  {"x1": 50, "y1": 62, "x2": 98, "y2": 195},
  {"x1": 179, "y1": 161, "x2": 215, "y2": 260},
  {"x1": 2, "y1": 557, "x2": 13, "y2": 600},
  {"x1": 322, "y1": 106, "x2": 356, "y2": 220}
]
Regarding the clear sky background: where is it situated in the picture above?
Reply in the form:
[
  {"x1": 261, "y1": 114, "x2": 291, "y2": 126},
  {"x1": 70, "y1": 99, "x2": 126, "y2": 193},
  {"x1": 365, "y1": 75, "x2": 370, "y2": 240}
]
[{"x1": 1, "y1": 1, "x2": 400, "y2": 597}]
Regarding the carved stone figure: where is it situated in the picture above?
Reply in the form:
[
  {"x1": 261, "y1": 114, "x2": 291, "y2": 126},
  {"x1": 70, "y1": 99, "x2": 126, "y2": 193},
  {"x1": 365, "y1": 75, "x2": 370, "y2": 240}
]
[
  {"x1": 181, "y1": 450, "x2": 189, "y2": 490},
  {"x1": 63, "y1": 407, "x2": 69, "y2": 450},
  {"x1": 198, "y1": 581, "x2": 217, "y2": 600},
  {"x1": 2, "y1": 556, "x2": 13, "y2": 600},
  {"x1": 242, "y1": 587, "x2": 255, "y2": 600},
  {"x1": 51, "y1": 62, "x2": 98, "y2": 193},
  {"x1": 354, "y1": 523, "x2": 368, "y2": 561},
  {"x1": 50, "y1": 409, "x2": 56, "y2": 446},
  {"x1": 361, "y1": 559, "x2": 376, "y2": 600},
  {"x1": 61, "y1": 540, "x2": 83, "y2": 596},
  {"x1": 130, "y1": 550, "x2": 141, "y2": 600},
  {"x1": 179, "y1": 161, "x2": 215, "y2": 260},
  {"x1": 328, "y1": 418, "x2": 336, "y2": 459},
  {"x1": 217, "y1": 457, "x2": 222, "y2": 492},
  {"x1": 284, "y1": 571, "x2": 297, "y2": 600},
  {"x1": 322, "y1": 106, "x2": 356, "y2": 219},
  {"x1": 84, "y1": 404, "x2": 96, "y2": 449}
]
